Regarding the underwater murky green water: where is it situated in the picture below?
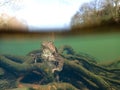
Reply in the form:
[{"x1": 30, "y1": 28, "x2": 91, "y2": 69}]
[
  {"x1": 0, "y1": 32, "x2": 120, "y2": 90},
  {"x1": 0, "y1": 33, "x2": 120, "y2": 62}
]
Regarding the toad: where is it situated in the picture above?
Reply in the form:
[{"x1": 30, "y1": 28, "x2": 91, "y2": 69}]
[{"x1": 41, "y1": 41, "x2": 64, "y2": 73}]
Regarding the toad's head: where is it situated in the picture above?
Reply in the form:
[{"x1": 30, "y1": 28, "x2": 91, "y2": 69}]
[{"x1": 41, "y1": 41, "x2": 57, "y2": 53}]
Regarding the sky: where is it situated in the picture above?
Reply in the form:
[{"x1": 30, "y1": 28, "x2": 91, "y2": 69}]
[{"x1": 0, "y1": 0, "x2": 91, "y2": 31}]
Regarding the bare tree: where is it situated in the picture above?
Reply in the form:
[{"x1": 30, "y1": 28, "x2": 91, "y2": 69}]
[
  {"x1": 0, "y1": 13, "x2": 28, "y2": 30},
  {"x1": 71, "y1": 0, "x2": 120, "y2": 29},
  {"x1": 0, "y1": 0, "x2": 23, "y2": 11},
  {"x1": 0, "y1": 0, "x2": 28, "y2": 30}
]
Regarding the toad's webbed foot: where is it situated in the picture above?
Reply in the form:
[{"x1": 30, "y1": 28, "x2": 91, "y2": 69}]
[{"x1": 52, "y1": 67, "x2": 62, "y2": 73}]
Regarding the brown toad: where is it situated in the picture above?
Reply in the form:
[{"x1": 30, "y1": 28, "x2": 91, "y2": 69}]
[{"x1": 41, "y1": 41, "x2": 64, "y2": 73}]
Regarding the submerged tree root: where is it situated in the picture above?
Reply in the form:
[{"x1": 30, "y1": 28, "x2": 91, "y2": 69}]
[{"x1": 0, "y1": 45, "x2": 120, "y2": 90}]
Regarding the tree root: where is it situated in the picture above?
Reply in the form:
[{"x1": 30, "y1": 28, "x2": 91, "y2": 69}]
[{"x1": 0, "y1": 45, "x2": 120, "y2": 90}]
